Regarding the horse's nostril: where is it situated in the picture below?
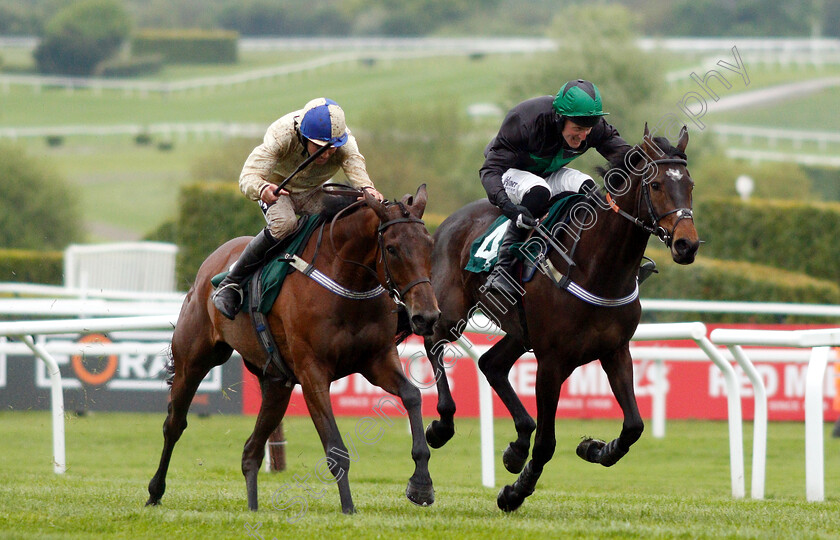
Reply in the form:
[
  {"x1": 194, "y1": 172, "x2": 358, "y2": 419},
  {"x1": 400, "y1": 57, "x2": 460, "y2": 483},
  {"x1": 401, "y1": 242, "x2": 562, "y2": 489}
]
[
  {"x1": 411, "y1": 311, "x2": 440, "y2": 334},
  {"x1": 674, "y1": 238, "x2": 691, "y2": 254}
]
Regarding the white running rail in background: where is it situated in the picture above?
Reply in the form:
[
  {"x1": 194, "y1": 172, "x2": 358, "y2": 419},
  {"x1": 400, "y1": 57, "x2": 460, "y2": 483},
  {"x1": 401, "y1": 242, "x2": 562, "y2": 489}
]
[
  {"x1": 0, "y1": 315, "x2": 179, "y2": 474},
  {"x1": 709, "y1": 327, "x2": 840, "y2": 502}
]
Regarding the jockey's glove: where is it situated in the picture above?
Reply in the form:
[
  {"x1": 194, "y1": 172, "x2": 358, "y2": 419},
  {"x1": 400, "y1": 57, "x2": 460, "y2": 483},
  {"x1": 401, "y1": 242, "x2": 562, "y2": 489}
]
[{"x1": 501, "y1": 201, "x2": 537, "y2": 229}]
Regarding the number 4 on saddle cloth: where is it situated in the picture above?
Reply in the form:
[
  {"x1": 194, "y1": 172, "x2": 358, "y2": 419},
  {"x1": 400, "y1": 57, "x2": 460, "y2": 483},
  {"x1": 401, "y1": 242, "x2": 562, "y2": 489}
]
[
  {"x1": 465, "y1": 193, "x2": 658, "y2": 288},
  {"x1": 466, "y1": 193, "x2": 584, "y2": 278}
]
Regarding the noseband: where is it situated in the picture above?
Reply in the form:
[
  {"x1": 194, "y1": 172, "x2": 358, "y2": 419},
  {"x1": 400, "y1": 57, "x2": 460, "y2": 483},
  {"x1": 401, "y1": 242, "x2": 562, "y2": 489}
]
[{"x1": 606, "y1": 157, "x2": 693, "y2": 247}]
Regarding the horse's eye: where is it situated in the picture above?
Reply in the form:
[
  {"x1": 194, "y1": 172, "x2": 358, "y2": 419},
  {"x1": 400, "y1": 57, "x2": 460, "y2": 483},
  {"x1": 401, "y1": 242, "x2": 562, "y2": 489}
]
[
  {"x1": 650, "y1": 182, "x2": 661, "y2": 191},
  {"x1": 386, "y1": 245, "x2": 398, "y2": 256}
]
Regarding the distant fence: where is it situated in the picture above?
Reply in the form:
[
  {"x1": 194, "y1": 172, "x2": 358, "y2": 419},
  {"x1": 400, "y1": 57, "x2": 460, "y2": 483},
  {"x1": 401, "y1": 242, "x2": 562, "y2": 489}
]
[
  {"x1": 0, "y1": 122, "x2": 265, "y2": 141},
  {"x1": 64, "y1": 242, "x2": 178, "y2": 294}
]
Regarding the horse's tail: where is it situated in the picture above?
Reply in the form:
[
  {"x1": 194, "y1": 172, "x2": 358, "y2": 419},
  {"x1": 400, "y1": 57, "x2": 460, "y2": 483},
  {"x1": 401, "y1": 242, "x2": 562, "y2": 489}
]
[{"x1": 163, "y1": 344, "x2": 176, "y2": 387}]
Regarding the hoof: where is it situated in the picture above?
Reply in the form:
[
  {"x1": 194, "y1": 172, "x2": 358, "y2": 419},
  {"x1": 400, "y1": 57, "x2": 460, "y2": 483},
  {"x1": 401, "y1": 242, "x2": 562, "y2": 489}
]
[
  {"x1": 341, "y1": 505, "x2": 357, "y2": 515},
  {"x1": 144, "y1": 498, "x2": 160, "y2": 507},
  {"x1": 405, "y1": 479, "x2": 435, "y2": 507},
  {"x1": 425, "y1": 420, "x2": 454, "y2": 449},
  {"x1": 496, "y1": 484, "x2": 524, "y2": 513},
  {"x1": 502, "y1": 443, "x2": 528, "y2": 474},
  {"x1": 576, "y1": 437, "x2": 606, "y2": 463}
]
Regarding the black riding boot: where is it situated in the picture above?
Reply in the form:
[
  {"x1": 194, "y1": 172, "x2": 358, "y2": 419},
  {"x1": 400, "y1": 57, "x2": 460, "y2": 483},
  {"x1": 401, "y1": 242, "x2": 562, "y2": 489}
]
[
  {"x1": 484, "y1": 223, "x2": 530, "y2": 297},
  {"x1": 212, "y1": 229, "x2": 277, "y2": 320}
]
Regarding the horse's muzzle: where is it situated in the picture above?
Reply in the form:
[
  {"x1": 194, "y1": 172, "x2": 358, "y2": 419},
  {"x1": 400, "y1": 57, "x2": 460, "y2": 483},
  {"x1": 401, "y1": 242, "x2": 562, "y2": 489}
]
[
  {"x1": 671, "y1": 236, "x2": 699, "y2": 265},
  {"x1": 409, "y1": 309, "x2": 441, "y2": 336}
]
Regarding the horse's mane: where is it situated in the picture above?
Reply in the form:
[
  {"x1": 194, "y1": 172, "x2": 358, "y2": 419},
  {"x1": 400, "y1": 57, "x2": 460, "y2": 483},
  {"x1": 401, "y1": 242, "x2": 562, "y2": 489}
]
[
  {"x1": 319, "y1": 192, "x2": 365, "y2": 220},
  {"x1": 597, "y1": 136, "x2": 687, "y2": 179}
]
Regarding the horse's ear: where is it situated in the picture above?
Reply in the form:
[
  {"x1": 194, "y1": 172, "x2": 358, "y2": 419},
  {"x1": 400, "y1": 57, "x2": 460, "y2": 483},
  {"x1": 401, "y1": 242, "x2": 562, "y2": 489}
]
[
  {"x1": 410, "y1": 184, "x2": 428, "y2": 218},
  {"x1": 363, "y1": 188, "x2": 387, "y2": 219},
  {"x1": 677, "y1": 125, "x2": 689, "y2": 153},
  {"x1": 642, "y1": 122, "x2": 655, "y2": 156}
]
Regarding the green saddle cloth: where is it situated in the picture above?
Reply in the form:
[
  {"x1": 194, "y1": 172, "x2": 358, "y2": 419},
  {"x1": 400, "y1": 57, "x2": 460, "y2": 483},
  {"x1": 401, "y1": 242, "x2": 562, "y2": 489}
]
[
  {"x1": 211, "y1": 214, "x2": 323, "y2": 314},
  {"x1": 465, "y1": 193, "x2": 585, "y2": 274}
]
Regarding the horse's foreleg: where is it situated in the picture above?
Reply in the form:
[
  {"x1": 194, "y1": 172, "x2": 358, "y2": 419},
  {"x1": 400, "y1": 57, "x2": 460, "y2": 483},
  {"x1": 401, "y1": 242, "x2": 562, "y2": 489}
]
[
  {"x1": 365, "y1": 353, "x2": 434, "y2": 507},
  {"x1": 576, "y1": 345, "x2": 644, "y2": 467},
  {"x1": 300, "y1": 377, "x2": 356, "y2": 515},
  {"x1": 241, "y1": 376, "x2": 293, "y2": 511},
  {"x1": 477, "y1": 335, "x2": 533, "y2": 474},
  {"x1": 146, "y1": 345, "x2": 228, "y2": 506},
  {"x1": 497, "y1": 362, "x2": 565, "y2": 513},
  {"x1": 422, "y1": 337, "x2": 455, "y2": 449}
]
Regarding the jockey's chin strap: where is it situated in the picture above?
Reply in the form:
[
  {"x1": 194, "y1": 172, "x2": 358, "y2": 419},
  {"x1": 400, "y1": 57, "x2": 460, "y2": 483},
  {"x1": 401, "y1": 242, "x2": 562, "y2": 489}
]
[
  {"x1": 604, "y1": 157, "x2": 693, "y2": 248},
  {"x1": 329, "y1": 195, "x2": 430, "y2": 307}
]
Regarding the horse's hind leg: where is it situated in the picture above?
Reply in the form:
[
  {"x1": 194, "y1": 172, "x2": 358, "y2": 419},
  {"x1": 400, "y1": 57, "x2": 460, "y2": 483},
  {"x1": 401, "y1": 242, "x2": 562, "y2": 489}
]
[
  {"x1": 241, "y1": 376, "x2": 293, "y2": 511},
  {"x1": 421, "y1": 336, "x2": 456, "y2": 449},
  {"x1": 146, "y1": 340, "x2": 232, "y2": 506},
  {"x1": 576, "y1": 345, "x2": 644, "y2": 467},
  {"x1": 477, "y1": 334, "x2": 533, "y2": 474},
  {"x1": 364, "y1": 351, "x2": 434, "y2": 507}
]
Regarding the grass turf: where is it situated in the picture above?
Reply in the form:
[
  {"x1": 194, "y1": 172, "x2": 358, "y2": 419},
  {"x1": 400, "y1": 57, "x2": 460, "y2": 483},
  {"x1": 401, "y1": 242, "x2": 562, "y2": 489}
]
[{"x1": 1, "y1": 411, "x2": 839, "y2": 539}]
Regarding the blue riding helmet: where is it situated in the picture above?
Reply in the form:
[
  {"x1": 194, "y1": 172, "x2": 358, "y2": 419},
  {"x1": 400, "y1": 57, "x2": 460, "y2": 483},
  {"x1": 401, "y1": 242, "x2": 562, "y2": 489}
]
[{"x1": 299, "y1": 97, "x2": 349, "y2": 147}]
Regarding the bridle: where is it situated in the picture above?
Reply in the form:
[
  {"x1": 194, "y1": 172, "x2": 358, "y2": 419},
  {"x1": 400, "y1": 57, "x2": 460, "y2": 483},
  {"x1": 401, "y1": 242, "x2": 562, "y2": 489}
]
[
  {"x1": 376, "y1": 204, "x2": 431, "y2": 307},
  {"x1": 328, "y1": 193, "x2": 431, "y2": 307},
  {"x1": 604, "y1": 157, "x2": 693, "y2": 247}
]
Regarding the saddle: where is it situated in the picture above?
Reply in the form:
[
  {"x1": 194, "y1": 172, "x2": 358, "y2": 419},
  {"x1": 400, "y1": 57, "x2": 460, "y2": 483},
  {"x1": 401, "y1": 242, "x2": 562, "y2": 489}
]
[{"x1": 210, "y1": 215, "x2": 324, "y2": 386}]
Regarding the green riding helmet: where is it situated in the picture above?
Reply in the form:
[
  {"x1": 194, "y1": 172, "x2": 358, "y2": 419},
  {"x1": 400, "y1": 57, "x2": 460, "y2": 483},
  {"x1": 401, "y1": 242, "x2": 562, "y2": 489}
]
[{"x1": 552, "y1": 79, "x2": 609, "y2": 128}]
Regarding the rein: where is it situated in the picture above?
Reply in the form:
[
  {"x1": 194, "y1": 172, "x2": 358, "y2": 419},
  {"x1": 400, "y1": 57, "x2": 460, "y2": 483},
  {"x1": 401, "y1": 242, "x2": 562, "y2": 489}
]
[
  {"x1": 531, "y1": 156, "x2": 692, "y2": 308},
  {"x1": 320, "y1": 189, "x2": 430, "y2": 305}
]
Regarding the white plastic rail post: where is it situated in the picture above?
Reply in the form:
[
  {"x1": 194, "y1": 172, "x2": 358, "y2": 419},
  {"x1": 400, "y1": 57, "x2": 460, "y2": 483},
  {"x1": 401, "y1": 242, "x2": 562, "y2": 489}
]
[
  {"x1": 805, "y1": 346, "x2": 829, "y2": 502},
  {"x1": 456, "y1": 335, "x2": 495, "y2": 488},
  {"x1": 727, "y1": 345, "x2": 767, "y2": 500},
  {"x1": 694, "y1": 335, "x2": 746, "y2": 499},
  {"x1": 19, "y1": 334, "x2": 66, "y2": 474}
]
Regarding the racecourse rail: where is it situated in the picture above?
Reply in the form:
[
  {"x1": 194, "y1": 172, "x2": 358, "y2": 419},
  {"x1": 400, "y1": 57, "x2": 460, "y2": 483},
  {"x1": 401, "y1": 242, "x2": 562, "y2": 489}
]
[{"x1": 2, "y1": 297, "x2": 838, "y2": 501}]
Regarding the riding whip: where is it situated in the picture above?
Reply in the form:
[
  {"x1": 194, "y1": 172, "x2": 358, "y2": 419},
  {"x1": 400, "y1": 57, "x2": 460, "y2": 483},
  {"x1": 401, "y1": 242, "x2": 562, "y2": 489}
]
[{"x1": 273, "y1": 141, "x2": 333, "y2": 196}]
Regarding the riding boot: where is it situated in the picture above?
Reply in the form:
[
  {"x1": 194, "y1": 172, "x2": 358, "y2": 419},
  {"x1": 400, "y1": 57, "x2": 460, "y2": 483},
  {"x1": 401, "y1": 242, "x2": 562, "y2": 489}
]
[
  {"x1": 212, "y1": 229, "x2": 278, "y2": 320},
  {"x1": 484, "y1": 223, "x2": 530, "y2": 296}
]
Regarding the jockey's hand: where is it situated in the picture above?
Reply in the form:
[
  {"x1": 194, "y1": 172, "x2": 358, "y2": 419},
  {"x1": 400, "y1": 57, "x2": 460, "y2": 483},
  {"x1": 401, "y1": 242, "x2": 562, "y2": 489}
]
[
  {"x1": 359, "y1": 186, "x2": 385, "y2": 202},
  {"x1": 501, "y1": 201, "x2": 537, "y2": 229},
  {"x1": 260, "y1": 184, "x2": 289, "y2": 205}
]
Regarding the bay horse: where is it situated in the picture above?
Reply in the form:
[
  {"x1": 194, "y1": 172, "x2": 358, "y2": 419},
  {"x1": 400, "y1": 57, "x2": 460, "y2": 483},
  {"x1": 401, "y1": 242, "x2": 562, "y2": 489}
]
[
  {"x1": 146, "y1": 185, "x2": 440, "y2": 514},
  {"x1": 421, "y1": 126, "x2": 699, "y2": 511}
]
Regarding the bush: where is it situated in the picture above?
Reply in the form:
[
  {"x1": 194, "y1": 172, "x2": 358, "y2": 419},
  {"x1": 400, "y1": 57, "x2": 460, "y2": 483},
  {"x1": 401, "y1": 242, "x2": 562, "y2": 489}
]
[
  {"x1": 132, "y1": 29, "x2": 238, "y2": 64},
  {"x1": 33, "y1": 0, "x2": 131, "y2": 76},
  {"x1": 694, "y1": 197, "x2": 840, "y2": 283},
  {"x1": 0, "y1": 142, "x2": 83, "y2": 250},
  {"x1": 641, "y1": 247, "x2": 840, "y2": 324},
  {"x1": 175, "y1": 183, "x2": 265, "y2": 287},
  {"x1": 95, "y1": 54, "x2": 163, "y2": 78},
  {"x1": 0, "y1": 249, "x2": 63, "y2": 284}
]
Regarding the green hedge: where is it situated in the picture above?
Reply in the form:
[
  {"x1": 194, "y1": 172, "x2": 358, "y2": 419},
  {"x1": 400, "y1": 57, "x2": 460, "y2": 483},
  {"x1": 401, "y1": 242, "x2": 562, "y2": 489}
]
[
  {"x1": 0, "y1": 249, "x2": 63, "y2": 284},
  {"x1": 641, "y1": 247, "x2": 840, "y2": 323},
  {"x1": 695, "y1": 197, "x2": 840, "y2": 283},
  {"x1": 175, "y1": 183, "x2": 265, "y2": 288},
  {"x1": 96, "y1": 54, "x2": 163, "y2": 77},
  {"x1": 132, "y1": 29, "x2": 238, "y2": 64}
]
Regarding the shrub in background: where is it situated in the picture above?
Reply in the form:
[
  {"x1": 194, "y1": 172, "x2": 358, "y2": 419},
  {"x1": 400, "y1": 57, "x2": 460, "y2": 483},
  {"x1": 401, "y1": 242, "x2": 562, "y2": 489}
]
[
  {"x1": 33, "y1": 0, "x2": 131, "y2": 76},
  {"x1": 132, "y1": 29, "x2": 238, "y2": 64}
]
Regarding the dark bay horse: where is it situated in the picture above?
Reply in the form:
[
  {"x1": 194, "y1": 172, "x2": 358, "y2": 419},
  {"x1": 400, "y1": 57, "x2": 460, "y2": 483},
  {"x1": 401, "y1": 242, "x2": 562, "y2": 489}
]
[
  {"x1": 422, "y1": 126, "x2": 699, "y2": 511},
  {"x1": 146, "y1": 186, "x2": 440, "y2": 514}
]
